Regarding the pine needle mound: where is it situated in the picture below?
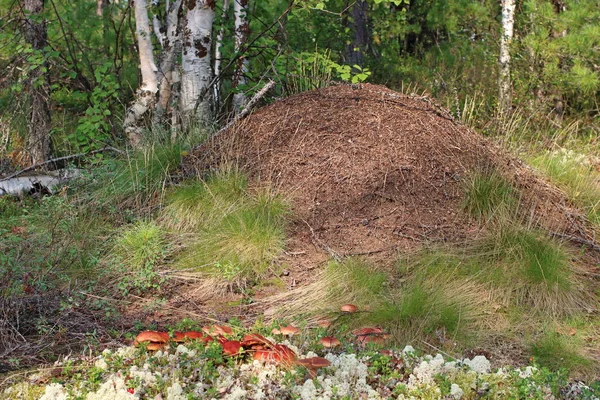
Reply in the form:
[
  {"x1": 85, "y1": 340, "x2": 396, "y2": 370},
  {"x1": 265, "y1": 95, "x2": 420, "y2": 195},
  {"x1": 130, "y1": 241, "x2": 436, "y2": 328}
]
[{"x1": 185, "y1": 84, "x2": 598, "y2": 264}]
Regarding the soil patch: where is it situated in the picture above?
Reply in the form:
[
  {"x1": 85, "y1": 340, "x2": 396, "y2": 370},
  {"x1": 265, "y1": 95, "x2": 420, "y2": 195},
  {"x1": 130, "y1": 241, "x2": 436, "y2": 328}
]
[{"x1": 185, "y1": 84, "x2": 598, "y2": 268}]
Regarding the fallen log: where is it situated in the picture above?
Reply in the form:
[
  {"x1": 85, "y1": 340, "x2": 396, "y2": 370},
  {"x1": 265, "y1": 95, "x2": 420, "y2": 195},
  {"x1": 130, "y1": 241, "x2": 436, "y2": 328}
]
[{"x1": 0, "y1": 169, "x2": 81, "y2": 197}]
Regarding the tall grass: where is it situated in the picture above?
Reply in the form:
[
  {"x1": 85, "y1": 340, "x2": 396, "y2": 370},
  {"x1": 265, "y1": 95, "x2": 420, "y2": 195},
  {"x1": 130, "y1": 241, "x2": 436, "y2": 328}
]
[
  {"x1": 266, "y1": 257, "x2": 485, "y2": 345},
  {"x1": 166, "y1": 168, "x2": 288, "y2": 288},
  {"x1": 462, "y1": 170, "x2": 519, "y2": 223},
  {"x1": 91, "y1": 144, "x2": 183, "y2": 209},
  {"x1": 530, "y1": 329, "x2": 593, "y2": 376},
  {"x1": 530, "y1": 149, "x2": 600, "y2": 227}
]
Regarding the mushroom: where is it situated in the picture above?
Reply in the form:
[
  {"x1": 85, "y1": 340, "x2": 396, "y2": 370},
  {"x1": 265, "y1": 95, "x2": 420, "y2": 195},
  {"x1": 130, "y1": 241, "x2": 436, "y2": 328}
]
[
  {"x1": 351, "y1": 327, "x2": 384, "y2": 336},
  {"x1": 319, "y1": 336, "x2": 341, "y2": 348},
  {"x1": 316, "y1": 319, "x2": 332, "y2": 328},
  {"x1": 296, "y1": 357, "x2": 331, "y2": 378},
  {"x1": 241, "y1": 333, "x2": 273, "y2": 349},
  {"x1": 279, "y1": 325, "x2": 301, "y2": 336},
  {"x1": 253, "y1": 344, "x2": 297, "y2": 367},
  {"x1": 202, "y1": 325, "x2": 233, "y2": 336},
  {"x1": 134, "y1": 331, "x2": 169, "y2": 346},
  {"x1": 146, "y1": 342, "x2": 166, "y2": 351},
  {"x1": 340, "y1": 304, "x2": 358, "y2": 313},
  {"x1": 221, "y1": 340, "x2": 243, "y2": 356},
  {"x1": 351, "y1": 326, "x2": 390, "y2": 347}
]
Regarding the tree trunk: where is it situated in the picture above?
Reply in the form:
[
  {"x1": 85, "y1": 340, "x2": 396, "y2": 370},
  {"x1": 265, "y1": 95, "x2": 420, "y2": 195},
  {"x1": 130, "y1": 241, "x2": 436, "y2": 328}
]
[
  {"x1": 123, "y1": 0, "x2": 159, "y2": 147},
  {"x1": 96, "y1": 0, "x2": 108, "y2": 17},
  {"x1": 232, "y1": 0, "x2": 249, "y2": 113},
  {"x1": 153, "y1": 0, "x2": 183, "y2": 128},
  {"x1": 498, "y1": 0, "x2": 515, "y2": 115},
  {"x1": 214, "y1": 0, "x2": 229, "y2": 110},
  {"x1": 22, "y1": 0, "x2": 51, "y2": 165},
  {"x1": 180, "y1": 0, "x2": 215, "y2": 128},
  {"x1": 345, "y1": 0, "x2": 369, "y2": 69}
]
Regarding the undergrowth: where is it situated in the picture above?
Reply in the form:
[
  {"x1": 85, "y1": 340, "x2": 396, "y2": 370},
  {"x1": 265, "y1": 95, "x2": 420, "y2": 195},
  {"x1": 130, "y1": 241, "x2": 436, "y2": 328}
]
[
  {"x1": 530, "y1": 149, "x2": 600, "y2": 227},
  {"x1": 166, "y1": 167, "x2": 289, "y2": 289}
]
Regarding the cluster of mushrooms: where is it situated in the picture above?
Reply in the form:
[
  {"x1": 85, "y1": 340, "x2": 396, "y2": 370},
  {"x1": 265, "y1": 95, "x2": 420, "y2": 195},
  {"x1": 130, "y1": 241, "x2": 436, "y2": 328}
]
[{"x1": 133, "y1": 304, "x2": 391, "y2": 378}]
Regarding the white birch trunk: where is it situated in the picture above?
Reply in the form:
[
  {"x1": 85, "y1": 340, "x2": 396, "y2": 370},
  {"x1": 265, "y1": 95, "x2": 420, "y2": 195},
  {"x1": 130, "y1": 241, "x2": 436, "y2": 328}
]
[
  {"x1": 153, "y1": 0, "x2": 183, "y2": 128},
  {"x1": 180, "y1": 0, "x2": 215, "y2": 127},
  {"x1": 214, "y1": 0, "x2": 229, "y2": 108},
  {"x1": 123, "y1": 0, "x2": 159, "y2": 147},
  {"x1": 232, "y1": 0, "x2": 249, "y2": 114},
  {"x1": 498, "y1": 0, "x2": 516, "y2": 115}
]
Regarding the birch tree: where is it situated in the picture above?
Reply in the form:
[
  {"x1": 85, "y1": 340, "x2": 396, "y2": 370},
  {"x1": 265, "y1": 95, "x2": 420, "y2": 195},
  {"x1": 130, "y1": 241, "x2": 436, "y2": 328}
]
[
  {"x1": 180, "y1": 0, "x2": 215, "y2": 127},
  {"x1": 232, "y1": 0, "x2": 249, "y2": 113},
  {"x1": 123, "y1": 0, "x2": 158, "y2": 147},
  {"x1": 152, "y1": 0, "x2": 183, "y2": 129},
  {"x1": 498, "y1": 0, "x2": 516, "y2": 115}
]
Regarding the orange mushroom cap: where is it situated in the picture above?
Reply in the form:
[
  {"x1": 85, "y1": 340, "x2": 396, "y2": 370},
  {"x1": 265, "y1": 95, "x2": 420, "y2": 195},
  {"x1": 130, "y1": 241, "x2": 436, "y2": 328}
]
[
  {"x1": 297, "y1": 356, "x2": 331, "y2": 377},
  {"x1": 319, "y1": 336, "x2": 341, "y2": 348},
  {"x1": 340, "y1": 304, "x2": 358, "y2": 313},
  {"x1": 221, "y1": 340, "x2": 243, "y2": 356},
  {"x1": 202, "y1": 325, "x2": 233, "y2": 336},
  {"x1": 146, "y1": 342, "x2": 166, "y2": 351},
  {"x1": 351, "y1": 327, "x2": 384, "y2": 336},
  {"x1": 279, "y1": 325, "x2": 301, "y2": 336},
  {"x1": 253, "y1": 344, "x2": 297, "y2": 367},
  {"x1": 134, "y1": 330, "x2": 169, "y2": 345},
  {"x1": 316, "y1": 319, "x2": 332, "y2": 328},
  {"x1": 242, "y1": 333, "x2": 273, "y2": 349}
]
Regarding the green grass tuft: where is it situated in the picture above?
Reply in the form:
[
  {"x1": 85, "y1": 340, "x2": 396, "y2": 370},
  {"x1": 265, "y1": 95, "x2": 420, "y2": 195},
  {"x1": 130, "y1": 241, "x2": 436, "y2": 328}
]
[
  {"x1": 113, "y1": 220, "x2": 166, "y2": 270},
  {"x1": 530, "y1": 150, "x2": 600, "y2": 227},
  {"x1": 462, "y1": 170, "x2": 519, "y2": 222},
  {"x1": 530, "y1": 330, "x2": 593, "y2": 375},
  {"x1": 162, "y1": 167, "x2": 248, "y2": 231},
  {"x1": 93, "y1": 144, "x2": 183, "y2": 208},
  {"x1": 168, "y1": 168, "x2": 288, "y2": 286},
  {"x1": 478, "y1": 225, "x2": 581, "y2": 315}
]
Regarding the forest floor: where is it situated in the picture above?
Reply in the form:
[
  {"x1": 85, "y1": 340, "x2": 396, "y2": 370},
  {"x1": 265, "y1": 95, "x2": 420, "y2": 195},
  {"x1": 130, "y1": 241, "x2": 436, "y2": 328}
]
[{"x1": 2, "y1": 84, "x2": 600, "y2": 398}]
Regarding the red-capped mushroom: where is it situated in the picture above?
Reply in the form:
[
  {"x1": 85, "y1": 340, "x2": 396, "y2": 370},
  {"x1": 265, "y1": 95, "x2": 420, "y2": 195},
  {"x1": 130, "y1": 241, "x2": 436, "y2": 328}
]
[
  {"x1": 319, "y1": 336, "x2": 341, "y2": 348},
  {"x1": 146, "y1": 342, "x2": 166, "y2": 351},
  {"x1": 296, "y1": 357, "x2": 331, "y2": 378},
  {"x1": 172, "y1": 331, "x2": 187, "y2": 343},
  {"x1": 340, "y1": 304, "x2": 358, "y2": 313},
  {"x1": 351, "y1": 327, "x2": 384, "y2": 336},
  {"x1": 356, "y1": 334, "x2": 387, "y2": 346},
  {"x1": 279, "y1": 325, "x2": 301, "y2": 336},
  {"x1": 351, "y1": 326, "x2": 390, "y2": 347},
  {"x1": 316, "y1": 319, "x2": 332, "y2": 328},
  {"x1": 221, "y1": 340, "x2": 243, "y2": 356},
  {"x1": 202, "y1": 325, "x2": 233, "y2": 336},
  {"x1": 134, "y1": 331, "x2": 169, "y2": 346},
  {"x1": 241, "y1": 333, "x2": 273, "y2": 349},
  {"x1": 253, "y1": 344, "x2": 297, "y2": 367}
]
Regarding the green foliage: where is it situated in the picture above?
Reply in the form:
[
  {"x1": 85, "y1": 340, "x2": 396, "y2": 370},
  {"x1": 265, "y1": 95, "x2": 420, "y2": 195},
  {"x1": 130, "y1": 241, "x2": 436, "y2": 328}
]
[
  {"x1": 113, "y1": 221, "x2": 165, "y2": 271},
  {"x1": 530, "y1": 149, "x2": 600, "y2": 227},
  {"x1": 169, "y1": 168, "x2": 288, "y2": 285},
  {"x1": 93, "y1": 144, "x2": 183, "y2": 208},
  {"x1": 530, "y1": 330, "x2": 592, "y2": 375},
  {"x1": 481, "y1": 226, "x2": 572, "y2": 292},
  {"x1": 404, "y1": 224, "x2": 579, "y2": 316},
  {"x1": 462, "y1": 170, "x2": 519, "y2": 222},
  {"x1": 515, "y1": 0, "x2": 600, "y2": 113},
  {"x1": 69, "y1": 63, "x2": 121, "y2": 151}
]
